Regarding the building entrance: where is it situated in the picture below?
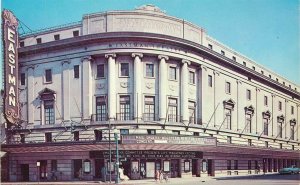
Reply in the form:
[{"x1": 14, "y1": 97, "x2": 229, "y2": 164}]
[
  {"x1": 95, "y1": 159, "x2": 104, "y2": 179},
  {"x1": 38, "y1": 160, "x2": 47, "y2": 180},
  {"x1": 146, "y1": 162, "x2": 155, "y2": 178},
  {"x1": 192, "y1": 159, "x2": 198, "y2": 176},
  {"x1": 20, "y1": 164, "x2": 29, "y2": 181},
  {"x1": 170, "y1": 159, "x2": 180, "y2": 178},
  {"x1": 73, "y1": 159, "x2": 82, "y2": 179},
  {"x1": 207, "y1": 159, "x2": 215, "y2": 176}
]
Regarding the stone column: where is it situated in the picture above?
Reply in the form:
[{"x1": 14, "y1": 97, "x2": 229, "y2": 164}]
[
  {"x1": 27, "y1": 66, "x2": 35, "y2": 124},
  {"x1": 132, "y1": 53, "x2": 143, "y2": 121},
  {"x1": 106, "y1": 53, "x2": 117, "y2": 120},
  {"x1": 81, "y1": 56, "x2": 93, "y2": 120},
  {"x1": 158, "y1": 55, "x2": 169, "y2": 121},
  {"x1": 181, "y1": 59, "x2": 190, "y2": 124},
  {"x1": 62, "y1": 60, "x2": 71, "y2": 121}
]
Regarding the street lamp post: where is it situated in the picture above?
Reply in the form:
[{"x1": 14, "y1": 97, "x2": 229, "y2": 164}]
[{"x1": 114, "y1": 128, "x2": 119, "y2": 184}]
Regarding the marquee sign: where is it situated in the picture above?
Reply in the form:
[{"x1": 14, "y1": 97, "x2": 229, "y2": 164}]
[
  {"x1": 121, "y1": 135, "x2": 217, "y2": 146},
  {"x1": 2, "y1": 10, "x2": 19, "y2": 124},
  {"x1": 90, "y1": 150, "x2": 203, "y2": 159}
]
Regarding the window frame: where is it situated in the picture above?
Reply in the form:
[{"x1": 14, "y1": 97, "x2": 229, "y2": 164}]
[
  {"x1": 225, "y1": 81, "x2": 231, "y2": 94},
  {"x1": 189, "y1": 71, "x2": 195, "y2": 84},
  {"x1": 208, "y1": 75, "x2": 212, "y2": 87},
  {"x1": 264, "y1": 96, "x2": 268, "y2": 106},
  {"x1": 96, "y1": 64, "x2": 105, "y2": 79},
  {"x1": 74, "y1": 65, "x2": 79, "y2": 79},
  {"x1": 144, "y1": 96, "x2": 155, "y2": 121},
  {"x1": 246, "y1": 89, "x2": 251, "y2": 100},
  {"x1": 20, "y1": 73, "x2": 26, "y2": 86},
  {"x1": 44, "y1": 69, "x2": 53, "y2": 83},
  {"x1": 145, "y1": 63, "x2": 155, "y2": 78},
  {"x1": 95, "y1": 96, "x2": 107, "y2": 121},
  {"x1": 54, "y1": 34, "x2": 60, "y2": 41},
  {"x1": 120, "y1": 63, "x2": 130, "y2": 77},
  {"x1": 44, "y1": 100, "x2": 55, "y2": 125},
  {"x1": 169, "y1": 66, "x2": 177, "y2": 81}
]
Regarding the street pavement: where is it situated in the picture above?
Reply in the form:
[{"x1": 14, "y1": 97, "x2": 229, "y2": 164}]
[{"x1": 1, "y1": 174, "x2": 299, "y2": 185}]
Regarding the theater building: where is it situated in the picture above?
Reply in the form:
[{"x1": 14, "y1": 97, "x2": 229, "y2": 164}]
[{"x1": 1, "y1": 5, "x2": 300, "y2": 182}]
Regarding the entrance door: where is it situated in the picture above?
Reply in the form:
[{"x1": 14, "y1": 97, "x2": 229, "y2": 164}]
[
  {"x1": 20, "y1": 164, "x2": 29, "y2": 181},
  {"x1": 170, "y1": 159, "x2": 179, "y2": 178},
  {"x1": 39, "y1": 160, "x2": 47, "y2": 180},
  {"x1": 192, "y1": 159, "x2": 197, "y2": 176},
  {"x1": 207, "y1": 159, "x2": 215, "y2": 176},
  {"x1": 146, "y1": 162, "x2": 155, "y2": 178},
  {"x1": 73, "y1": 159, "x2": 82, "y2": 179},
  {"x1": 95, "y1": 159, "x2": 104, "y2": 179}
]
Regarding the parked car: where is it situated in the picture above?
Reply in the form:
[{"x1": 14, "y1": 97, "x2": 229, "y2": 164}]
[{"x1": 279, "y1": 165, "x2": 300, "y2": 174}]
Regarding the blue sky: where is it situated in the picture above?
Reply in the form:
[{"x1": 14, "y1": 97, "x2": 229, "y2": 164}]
[{"x1": 1, "y1": 0, "x2": 299, "y2": 88}]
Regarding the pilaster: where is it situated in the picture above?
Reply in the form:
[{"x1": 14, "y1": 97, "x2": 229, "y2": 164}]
[{"x1": 106, "y1": 53, "x2": 117, "y2": 120}]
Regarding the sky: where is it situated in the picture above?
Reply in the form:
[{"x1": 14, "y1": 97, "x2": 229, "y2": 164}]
[{"x1": 1, "y1": 0, "x2": 299, "y2": 89}]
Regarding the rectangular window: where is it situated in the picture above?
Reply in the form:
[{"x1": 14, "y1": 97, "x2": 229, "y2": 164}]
[
  {"x1": 290, "y1": 125, "x2": 295, "y2": 140},
  {"x1": 172, "y1": 130, "x2": 180, "y2": 135},
  {"x1": 45, "y1": 133, "x2": 52, "y2": 142},
  {"x1": 51, "y1": 160, "x2": 57, "y2": 171},
  {"x1": 291, "y1": 106, "x2": 294, "y2": 115},
  {"x1": 120, "y1": 129, "x2": 129, "y2": 135},
  {"x1": 234, "y1": 160, "x2": 238, "y2": 170},
  {"x1": 279, "y1": 143, "x2": 282, "y2": 149},
  {"x1": 74, "y1": 131, "x2": 79, "y2": 141},
  {"x1": 119, "y1": 95, "x2": 131, "y2": 120},
  {"x1": 264, "y1": 96, "x2": 268, "y2": 106},
  {"x1": 261, "y1": 70, "x2": 264, "y2": 75},
  {"x1": 20, "y1": 41, "x2": 24, "y2": 47},
  {"x1": 208, "y1": 75, "x2": 212, "y2": 87},
  {"x1": 36, "y1": 38, "x2": 42, "y2": 44},
  {"x1": 227, "y1": 160, "x2": 231, "y2": 170},
  {"x1": 74, "y1": 65, "x2": 79, "y2": 78},
  {"x1": 245, "y1": 114, "x2": 252, "y2": 133},
  {"x1": 44, "y1": 100, "x2": 55, "y2": 124},
  {"x1": 292, "y1": 145, "x2": 294, "y2": 150},
  {"x1": 265, "y1": 141, "x2": 268, "y2": 148},
  {"x1": 120, "y1": 63, "x2": 129, "y2": 76},
  {"x1": 20, "y1": 73, "x2": 26, "y2": 85},
  {"x1": 147, "y1": 129, "x2": 156, "y2": 135},
  {"x1": 232, "y1": 56, "x2": 236, "y2": 61},
  {"x1": 188, "y1": 101, "x2": 196, "y2": 124},
  {"x1": 94, "y1": 130, "x2": 102, "y2": 141},
  {"x1": 189, "y1": 71, "x2": 195, "y2": 84},
  {"x1": 145, "y1": 63, "x2": 154, "y2": 77},
  {"x1": 252, "y1": 66, "x2": 255, "y2": 71},
  {"x1": 246, "y1": 89, "x2": 251, "y2": 100},
  {"x1": 225, "y1": 82, "x2": 231, "y2": 94},
  {"x1": 208, "y1": 44, "x2": 213, "y2": 50},
  {"x1": 248, "y1": 139, "x2": 252, "y2": 146},
  {"x1": 54, "y1": 34, "x2": 60, "y2": 41},
  {"x1": 269, "y1": 74, "x2": 272, "y2": 78},
  {"x1": 45, "y1": 69, "x2": 52, "y2": 82},
  {"x1": 243, "y1": 61, "x2": 246, "y2": 66},
  {"x1": 227, "y1": 136, "x2": 232, "y2": 144},
  {"x1": 168, "y1": 98, "x2": 178, "y2": 122},
  {"x1": 279, "y1": 101, "x2": 282, "y2": 111},
  {"x1": 144, "y1": 96, "x2": 155, "y2": 121},
  {"x1": 263, "y1": 118, "x2": 268, "y2": 136},
  {"x1": 225, "y1": 108, "x2": 232, "y2": 130},
  {"x1": 20, "y1": 134, "x2": 25, "y2": 143},
  {"x1": 96, "y1": 96, "x2": 107, "y2": 121},
  {"x1": 96, "y1": 64, "x2": 105, "y2": 78},
  {"x1": 169, "y1": 66, "x2": 177, "y2": 80},
  {"x1": 221, "y1": 50, "x2": 225, "y2": 55},
  {"x1": 73, "y1": 30, "x2": 79, "y2": 37},
  {"x1": 277, "y1": 121, "x2": 283, "y2": 138},
  {"x1": 193, "y1": 132, "x2": 199, "y2": 136}
]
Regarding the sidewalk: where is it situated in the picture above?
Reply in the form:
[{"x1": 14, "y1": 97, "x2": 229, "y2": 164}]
[{"x1": 1, "y1": 176, "x2": 215, "y2": 185}]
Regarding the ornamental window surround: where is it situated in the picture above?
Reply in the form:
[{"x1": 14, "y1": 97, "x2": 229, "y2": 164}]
[
  {"x1": 223, "y1": 99, "x2": 235, "y2": 130},
  {"x1": 244, "y1": 105, "x2": 254, "y2": 133},
  {"x1": 277, "y1": 115, "x2": 285, "y2": 138},
  {"x1": 262, "y1": 111, "x2": 271, "y2": 136}
]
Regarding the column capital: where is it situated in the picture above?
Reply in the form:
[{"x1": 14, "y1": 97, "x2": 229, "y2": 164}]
[
  {"x1": 271, "y1": 94, "x2": 276, "y2": 98},
  {"x1": 198, "y1": 64, "x2": 207, "y2": 71},
  {"x1": 213, "y1": 70, "x2": 220, "y2": 76},
  {"x1": 158, "y1": 55, "x2": 169, "y2": 61},
  {"x1": 132, "y1": 53, "x2": 143, "y2": 58},
  {"x1": 26, "y1": 65, "x2": 36, "y2": 71},
  {"x1": 182, "y1": 59, "x2": 191, "y2": 65},
  {"x1": 105, "y1": 53, "x2": 116, "y2": 59},
  {"x1": 81, "y1": 56, "x2": 94, "y2": 62}
]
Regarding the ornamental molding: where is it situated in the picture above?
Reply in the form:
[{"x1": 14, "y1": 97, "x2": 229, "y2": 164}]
[
  {"x1": 145, "y1": 83, "x2": 154, "y2": 89},
  {"x1": 158, "y1": 55, "x2": 169, "y2": 61},
  {"x1": 3, "y1": 9, "x2": 18, "y2": 28},
  {"x1": 105, "y1": 53, "x2": 116, "y2": 59},
  {"x1": 96, "y1": 83, "x2": 105, "y2": 90},
  {"x1": 132, "y1": 53, "x2": 143, "y2": 58},
  {"x1": 169, "y1": 85, "x2": 175, "y2": 91},
  {"x1": 120, "y1": 82, "x2": 129, "y2": 88}
]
